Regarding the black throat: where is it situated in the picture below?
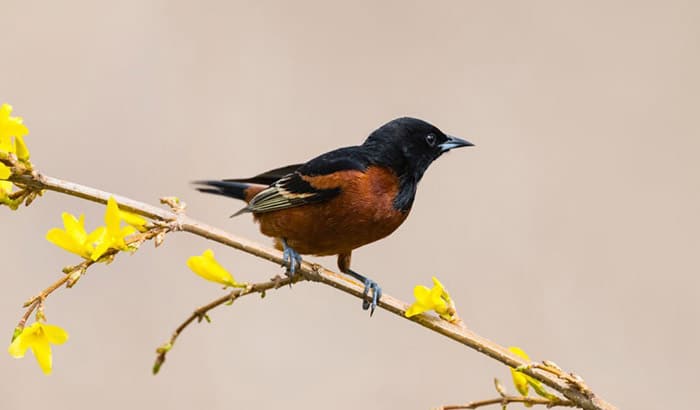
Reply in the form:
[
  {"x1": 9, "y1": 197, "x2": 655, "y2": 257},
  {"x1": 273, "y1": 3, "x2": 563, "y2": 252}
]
[
  {"x1": 362, "y1": 145, "x2": 423, "y2": 213},
  {"x1": 393, "y1": 174, "x2": 418, "y2": 212}
]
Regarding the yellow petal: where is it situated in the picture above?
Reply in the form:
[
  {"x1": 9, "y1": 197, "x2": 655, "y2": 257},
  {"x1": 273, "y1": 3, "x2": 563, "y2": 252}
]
[
  {"x1": 0, "y1": 136, "x2": 11, "y2": 153},
  {"x1": 508, "y1": 346, "x2": 531, "y2": 396},
  {"x1": 509, "y1": 346, "x2": 531, "y2": 361},
  {"x1": 526, "y1": 374, "x2": 555, "y2": 399},
  {"x1": 42, "y1": 324, "x2": 69, "y2": 345},
  {"x1": 15, "y1": 136, "x2": 30, "y2": 160},
  {"x1": 510, "y1": 368, "x2": 530, "y2": 396},
  {"x1": 97, "y1": 197, "x2": 138, "y2": 252},
  {"x1": 413, "y1": 285, "x2": 431, "y2": 302},
  {"x1": 0, "y1": 164, "x2": 11, "y2": 200},
  {"x1": 45, "y1": 213, "x2": 91, "y2": 257},
  {"x1": 0, "y1": 163, "x2": 10, "y2": 179},
  {"x1": 431, "y1": 276, "x2": 445, "y2": 290},
  {"x1": 429, "y1": 284, "x2": 448, "y2": 313},
  {"x1": 107, "y1": 226, "x2": 135, "y2": 252},
  {"x1": 46, "y1": 228, "x2": 87, "y2": 257},
  {"x1": 0, "y1": 137, "x2": 12, "y2": 153},
  {"x1": 30, "y1": 337, "x2": 53, "y2": 375},
  {"x1": 104, "y1": 197, "x2": 121, "y2": 235},
  {"x1": 509, "y1": 346, "x2": 556, "y2": 399},
  {"x1": 405, "y1": 302, "x2": 430, "y2": 317},
  {"x1": 120, "y1": 225, "x2": 136, "y2": 241},
  {"x1": 91, "y1": 235, "x2": 112, "y2": 261},
  {"x1": 8, "y1": 332, "x2": 29, "y2": 358},
  {"x1": 0, "y1": 104, "x2": 29, "y2": 143},
  {"x1": 86, "y1": 226, "x2": 106, "y2": 252},
  {"x1": 432, "y1": 276, "x2": 452, "y2": 303},
  {"x1": 119, "y1": 210, "x2": 148, "y2": 232},
  {"x1": 87, "y1": 226, "x2": 109, "y2": 260},
  {"x1": 62, "y1": 213, "x2": 87, "y2": 244}
]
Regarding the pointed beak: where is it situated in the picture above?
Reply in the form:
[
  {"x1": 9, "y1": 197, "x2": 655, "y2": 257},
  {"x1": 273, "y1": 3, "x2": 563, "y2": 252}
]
[{"x1": 439, "y1": 135, "x2": 474, "y2": 152}]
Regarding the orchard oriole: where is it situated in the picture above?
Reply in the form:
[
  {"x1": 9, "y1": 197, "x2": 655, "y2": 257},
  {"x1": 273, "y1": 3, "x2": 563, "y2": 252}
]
[{"x1": 195, "y1": 117, "x2": 472, "y2": 315}]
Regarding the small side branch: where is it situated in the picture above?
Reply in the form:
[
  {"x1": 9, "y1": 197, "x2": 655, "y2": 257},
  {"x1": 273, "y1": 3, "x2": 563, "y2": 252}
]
[
  {"x1": 16, "y1": 227, "x2": 168, "y2": 332},
  {"x1": 153, "y1": 274, "x2": 298, "y2": 374}
]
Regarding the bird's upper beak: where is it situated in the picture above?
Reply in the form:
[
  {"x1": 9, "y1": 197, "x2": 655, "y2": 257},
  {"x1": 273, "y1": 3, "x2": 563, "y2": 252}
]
[{"x1": 439, "y1": 135, "x2": 474, "y2": 152}]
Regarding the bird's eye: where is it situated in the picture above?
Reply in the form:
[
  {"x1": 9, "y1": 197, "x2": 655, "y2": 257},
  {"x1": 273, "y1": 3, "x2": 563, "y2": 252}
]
[{"x1": 425, "y1": 134, "x2": 437, "y2": 147}]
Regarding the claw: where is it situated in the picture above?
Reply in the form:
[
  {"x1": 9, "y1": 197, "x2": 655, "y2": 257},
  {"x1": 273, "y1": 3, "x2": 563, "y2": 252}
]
[
  {"x1": 364, "y1": 279, "x2": 382, "y2": 316},
  {"x1": 281, "y1": 239, "x2": 302, "y2": 277},
  {"x1": 345, "y1": 269, "x2": 382, "y2": 316}
]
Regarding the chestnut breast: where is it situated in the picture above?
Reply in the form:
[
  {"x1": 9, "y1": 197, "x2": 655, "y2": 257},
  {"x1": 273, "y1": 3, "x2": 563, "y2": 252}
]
[{"x1": 254, "y1": 166, "x2": 409, "y2": 256}]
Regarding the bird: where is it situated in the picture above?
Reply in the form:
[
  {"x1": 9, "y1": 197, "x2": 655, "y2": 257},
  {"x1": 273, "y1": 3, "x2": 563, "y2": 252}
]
[{"x1": 195, "y1": 117, "x2": 473, "y2": 315}]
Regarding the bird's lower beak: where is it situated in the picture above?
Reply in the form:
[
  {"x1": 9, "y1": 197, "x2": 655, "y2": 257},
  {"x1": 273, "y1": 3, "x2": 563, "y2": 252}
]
[{"x1": 439, "y1": 135, "x2": 474, "y2": 152}]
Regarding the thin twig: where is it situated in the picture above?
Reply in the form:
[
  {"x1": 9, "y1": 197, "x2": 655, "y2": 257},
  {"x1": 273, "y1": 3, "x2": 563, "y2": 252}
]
[
  {"x1": 22, "y1": 276, "x2": 69, "y2": 308},
  {"x1": 440, "y1": 395, "x2": 576, "y2": 409},
  {"x1": 17, "y1": 299, "x2": 41, "y2": 330},
  {"x1": 7, "y1": 170, "x2": 616, "y2": 410},
  {"x1": 153, "y1": 274, "x2": 298, "y2": 374}
]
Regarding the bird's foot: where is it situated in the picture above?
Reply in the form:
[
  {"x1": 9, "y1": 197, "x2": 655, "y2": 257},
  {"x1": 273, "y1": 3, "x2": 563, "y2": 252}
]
[
  {"x1": 346, "y1": 269, "x2": 382, "y2": 316},
  {"x1": 281, "y1": 239, "x2": 303, "y2": 278}
]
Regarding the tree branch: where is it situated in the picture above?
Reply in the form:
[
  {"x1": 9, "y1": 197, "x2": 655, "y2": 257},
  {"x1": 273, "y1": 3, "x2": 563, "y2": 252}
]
[
  {"x1": 7, "y1": 169, "x2": 617, "y2": 410},
  {"x1": 440, "y1": 395, "x2": 576, "y2": 409}
]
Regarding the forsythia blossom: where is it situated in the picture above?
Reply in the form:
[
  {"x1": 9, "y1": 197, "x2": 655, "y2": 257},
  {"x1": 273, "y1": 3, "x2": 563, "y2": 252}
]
[
  {"x1": 508, "y1": 346, "x2": 556, "y2": 401},
  {"x1": 46, "y1": 196, "x2": 144, "y2": 260},
  {"x1": 187, "y1": 249, "x2": 243, "y2": 288},
  {"x1": 0, "y1": 103, "x2": 30, "y2": 204},
  {"x1": 46, "y1": 213, "x2": 106, "y2": 259},
  {"x1": 508, "y1": 346, "x2": 532, "y2": 396},
  {"x1": 8, "y1": 322, "x2": 68, "y2": 375},
  {"x1": 404, "y1": 276, "x2": 457, "y2": 321}
]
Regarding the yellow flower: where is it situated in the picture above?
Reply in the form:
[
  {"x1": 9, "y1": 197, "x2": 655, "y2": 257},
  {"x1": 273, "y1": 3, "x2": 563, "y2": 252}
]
[
  {"x1": 0, "y1": 103, "x2": 30, "y2": 203},
  {"x1": 8, "y1": 322, "x2": 68, "y2": 375},
  {"x1": 90, "y1": 197, "x2": 137, "y2": 260},
  {"x1": 187, "y1": 249, "x2": 242, "y2": 287},
  {"x1": 508, "y1": 346, "x2": 556, "y2": 401},
  {"x1": 509, "y1": 346, "x2": 532, "y2": 396},
  {"x1": 0, "y1": 104, "x2": 29, "y2": 158},
  {"x1": 405, "y1": 277, "x2": 456, "y2": 321},
  {"x1": 46, "y1": 212, "x2": 106, "y2": 259},
  {"x1": 47, "y1": 198, "x2": 142, "y2": 260}
]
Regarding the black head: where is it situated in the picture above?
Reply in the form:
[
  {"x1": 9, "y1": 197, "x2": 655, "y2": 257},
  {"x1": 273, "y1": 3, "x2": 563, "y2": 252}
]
[{"x1": 362, "y1": 117, "x2": 473, "y2": 183}]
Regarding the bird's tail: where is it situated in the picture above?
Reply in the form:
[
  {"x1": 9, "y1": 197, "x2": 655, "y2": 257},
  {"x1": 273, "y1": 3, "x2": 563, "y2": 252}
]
[
  {"x1": 194, "y1": 180, "x2": 251, "y2": 201},
  {"x1": 193, "y1": 180, "x2": 264, "y2": 217}
]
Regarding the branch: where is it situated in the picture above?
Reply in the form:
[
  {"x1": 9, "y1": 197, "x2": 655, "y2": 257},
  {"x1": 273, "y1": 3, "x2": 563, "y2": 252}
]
[
  {"x1": 440, "y1": 395, "x2": 575, "y2": 409},
  {"x1": 152, "y1": 273, "x2": 298, "y2": 374},
  {"x1": 15, "y1": 227, "x2": 166, "y2": 327},
  {"x1": 8, "y1": 170, "x2": 617, "y2": 410}
]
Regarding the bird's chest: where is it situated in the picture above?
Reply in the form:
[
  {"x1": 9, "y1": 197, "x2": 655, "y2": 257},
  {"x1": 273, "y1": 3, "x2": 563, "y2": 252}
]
[{"x1": 257, "y1": 167, "x2": 411, "y2": 255}]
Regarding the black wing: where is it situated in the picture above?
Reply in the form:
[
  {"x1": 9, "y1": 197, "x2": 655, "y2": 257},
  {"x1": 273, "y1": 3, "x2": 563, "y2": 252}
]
[
  {"x1": 214, "y1": 145, "x2": 373, "y2": 216},
  {"x1": 241, "y1": 147, "x2": 372, "y2": 215},
  {"x1": 241, "y1": 172, "x2": 339, "y2": 214},
  {"x1": 223, "y1": 163, "x2": 304, "y2": 186}
]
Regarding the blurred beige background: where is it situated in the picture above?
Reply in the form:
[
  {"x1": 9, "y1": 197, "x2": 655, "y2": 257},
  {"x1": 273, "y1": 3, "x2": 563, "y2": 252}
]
[{"x1": 1, "y1": 1, "x2": 698, "y2": 409}]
